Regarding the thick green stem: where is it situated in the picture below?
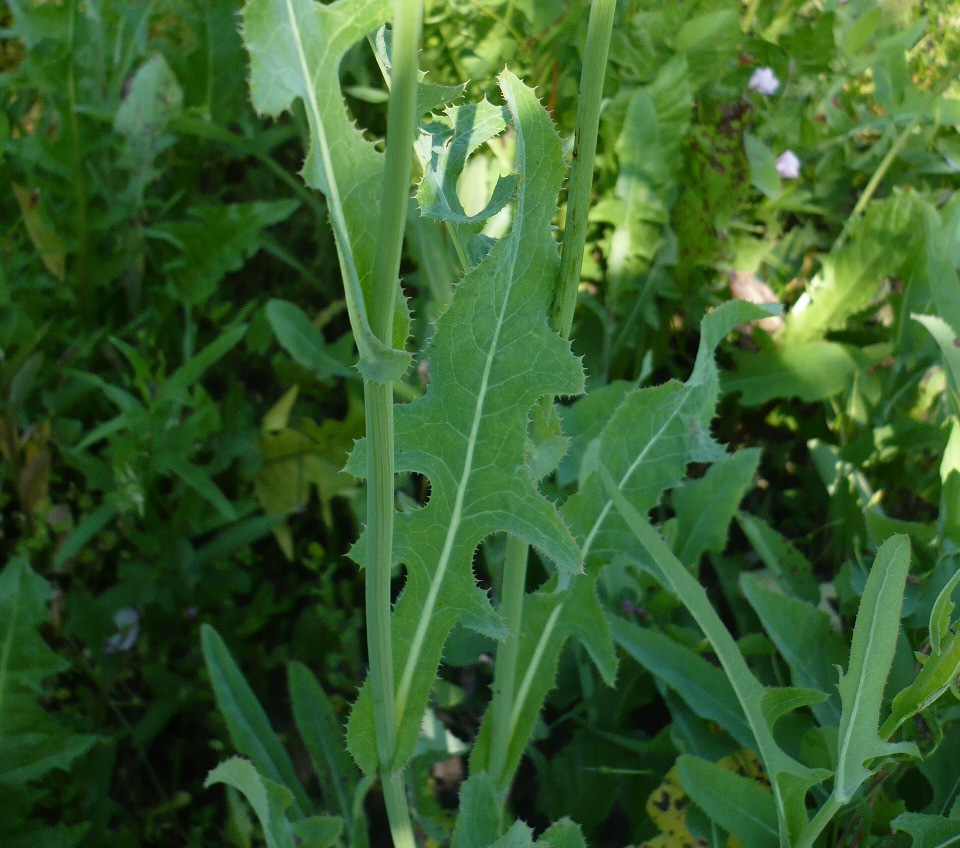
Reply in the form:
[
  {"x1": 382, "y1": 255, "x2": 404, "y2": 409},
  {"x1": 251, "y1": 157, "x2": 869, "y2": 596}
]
[
  {"x1": 486, "y1": 0, "x2": 617, "y2": 809},
  {"x1": 363, "y1": 2, "x2": 421, "y2": 847},
  {"x1": 795, "y1": 795, "x2": 842, "y2": 848},
  {"x1": 552, "y1": 0, "x2": 617, "y2": 340},
  {"x1": 488, "y1": 535, "x2": 529, "y2": 792}
]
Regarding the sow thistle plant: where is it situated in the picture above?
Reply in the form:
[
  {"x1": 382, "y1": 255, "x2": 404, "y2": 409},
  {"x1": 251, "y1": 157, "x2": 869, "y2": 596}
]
[{"x1": 194, "y1": 1, "x2": 960, "y2": 847}]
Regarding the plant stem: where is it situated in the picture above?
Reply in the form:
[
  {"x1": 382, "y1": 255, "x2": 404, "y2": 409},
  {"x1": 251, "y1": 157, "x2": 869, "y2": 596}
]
[
  {"x1": 66, "y1": 0, "x2": 91, "y2": 325},
  {"x1": 486, "y1": 0, "x2": 617, "y2": 807},
  {"x1": 795, "y1": 795, "x2": 842, "y2": 848},
  {"x1": 551, "y1": 0, "x2": 616, "y2": 340},
  {"x1": 364, "y1": 2, "x2": 421, "y2": 847},
  {"x1": 488, "y1": 534, "x2": 529, "y2": 792},
  {"x1": 834, "y1": 53, "x2": 960, "y2": 251}
]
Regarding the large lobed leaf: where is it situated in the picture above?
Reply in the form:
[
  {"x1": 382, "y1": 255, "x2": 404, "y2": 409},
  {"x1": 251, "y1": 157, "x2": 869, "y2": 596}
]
[
  {"x1": 562, "y1": 299, "x2": 773, "y2": 568},
  {"x1": 345, "y1": 71, "x2": 584, "y2": 774},
  {"x1": 0, "y1": 558, "x2": 96, "y2": 787},
  {"x1": 470, "y1": 575, "x2": 617, "y2": 787},
  {"x1": 241, "y1": 0, "x2": 408, "y2": 380}
]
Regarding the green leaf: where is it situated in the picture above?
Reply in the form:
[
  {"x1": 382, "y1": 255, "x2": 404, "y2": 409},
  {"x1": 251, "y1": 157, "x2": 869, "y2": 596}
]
[
  {"x1": 723, "y1": 341, "x2": 891, "y2": 406},
  {"x1": 740, "y1": 573, "x2": 846, "y2": 726},
  {"x1": 930, "y1": 563, "x2": 960, "y2": 653},
  {"x1": 676, "y1": 755, "x2": 779, "y2": 848},
  {"x1": 881, "y1": 628, "x2": 960, "y2": 739},
  {"x1": 200, "y1": 625, "x2": 313, "y2": 819},
  {"x1": 291, "y1": 816, "x2": 344, "y2": 848},
  {"x1": 563, "y1": 300, "x2": 771, "y2": 568},
  {"x1": 743, "y1": 134, "x2": 781, "y2": 200},
  {"x1": 893, "y1": 812, "x2": 960, "y2": 847},
  {"x1": 265, "y1": 299, "x2": 353, "y2": 379},
  {"x1": 470, "y1": 576, "x2": 617, "y2": 786},
  {"x1": 914, "y1": 314, "x2": 960, "y2": 417},
  {"x1": 160, "y1": 323, "x2": 247, "y2": 404},
  {"x1": 672, "y1": 449, "x2": 760, "y2": 564},
  {"x1": 606, "y1": 57, "x2": 690, "y2": 313},
  {"x1": 452, "y1": 772, "x2": 534, "y2": 848},
  {"x1": 346, "y1": 71, "x2": 584, "y2": 775},
  {"x1": 610, "y1": 618, "x2": 753, "y2": 749},
  {"x1": 166, "y1": 458, "x2": 236, "y2": 520},
  {"x1": 735, "y1": 513, "x2": 820, "y2": 604},
  {"x1": 241, "y1": 0, "x2": 410, "y2": 382},
  {"x1": 834, "y1": 535, "x2": 919, "y2": 802},
  {"x1": 371, "y1": 27, "x2": 465, "y2": 118},
  {"x1": 782, "y1": 192, "x2": 921, "y2": 345},
  {"x1": 113, "y1": 53, "x2": 184, "y2": 193},
  {"x1": 601, "y1": 469, "x2": 829, "y2": 843},
  {"x1": 204, "y1": 757, "x2": 298, "y2": 848},
  {"x1": 287, "y1": 662, "x2": 358, "y2": 827},
  {"x1": 881, "y1": 567, "x2": 960, "y2": 738},
  {"x1": 160, "y1": 201, "x2": 298, "y2": 306},
  {"x1": 0, "y1": 558, "x2": 96, "y2": 784},
  {"x1": 52, "y1": 502, "x2": 120, "y2": 571},
  {"x1": 537, "y1": 819, "x2": 588, "y2": 848},
  {"x1": 415, "y1": 99, "x2": 515, "y2": 224}
]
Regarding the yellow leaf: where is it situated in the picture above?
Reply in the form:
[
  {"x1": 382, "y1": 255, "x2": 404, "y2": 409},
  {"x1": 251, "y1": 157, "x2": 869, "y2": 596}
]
[{"x1": 13, "y1": 184, "x2": 66, "y2": 281}]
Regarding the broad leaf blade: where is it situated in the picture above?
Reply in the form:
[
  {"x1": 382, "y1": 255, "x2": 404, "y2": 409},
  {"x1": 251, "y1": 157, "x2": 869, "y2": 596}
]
[
  {"x1": 672, "y1": 448, "x2": 760, "y2": 564},
  {"x1": 562, "y1": 300, "x2": 772, "y2": 569},
  {"x1": 470, "y1": 576, "x2": 616, "y2": 786},
  {"x1": 893, "y1": 812, "x2": 960, "y2": 847},
  {"x1": 346, "y1": 71, "x2": 584, "y2": 774}
]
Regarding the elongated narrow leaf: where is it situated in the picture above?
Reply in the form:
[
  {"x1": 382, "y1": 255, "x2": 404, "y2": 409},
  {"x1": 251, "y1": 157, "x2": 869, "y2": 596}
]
[
  {"x1": 914, "y1": 314, "x2": 960, "y2": 417},
  {"x1": 470, "y1": 576, "x2": 616, "y2": 786},
  {"x1": 740, "y1": 573, "x2": 846, "y2": 726},
  {"x1": 676, "y1": 755, "x2": 778, "y2": 848},
  {"x1": 265, "y1": 299, "x2": 352, "y2": 379},
  {"x1": 601, "y1": 469, "x2": 828, "y2": 844},
  {"x1": 241, "y1": 0, "x2": 409, "y2": 381},
  {"x1": 562, "y1": 300, "x2": 773, "y2": 569},
  {"x1": 346, "y1": 71, "x2": 584, "y2": 775},
  {"x1": 288, "y1": 662, "x2": 358, "y2": 826},
  {"x1": 204, "y1": 757, "x2": 298, "y2": 848},
  {"x1": 834, "y1": 535, "x2": 919, "y2": 802},
  {"x1": 610, "y1": 618, "x2": 752, "y2": 748},
  {"x1": 736, "y1": 513, "x2": 819, "y2": 604},
  {"x1": 200, "y1": 625, "x2": 312, "y2": 819}
]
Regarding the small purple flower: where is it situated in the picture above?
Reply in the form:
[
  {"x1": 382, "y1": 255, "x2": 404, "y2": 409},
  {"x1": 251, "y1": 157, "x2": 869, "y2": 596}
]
[
  {"x1": 748, "y1": 67, "x2": 780, "y2": 96},
  {"x1": 776, "y1": 150, "x2": 801, "y2": 179},
  {"x1": 105, "y1": 607, "x2": 140, "y2": 653}
]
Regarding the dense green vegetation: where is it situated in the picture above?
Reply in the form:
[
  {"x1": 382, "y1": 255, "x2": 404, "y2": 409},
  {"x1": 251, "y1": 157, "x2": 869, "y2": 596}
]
[{"x1": 2, "y1": 1, "x2": 960, "y2": 846}]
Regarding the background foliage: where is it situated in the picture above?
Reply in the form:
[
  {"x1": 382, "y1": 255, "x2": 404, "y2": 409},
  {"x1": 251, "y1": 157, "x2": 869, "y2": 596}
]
[{"x1": 1, "y1": 0, "x2": 959, "y2": 845}]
